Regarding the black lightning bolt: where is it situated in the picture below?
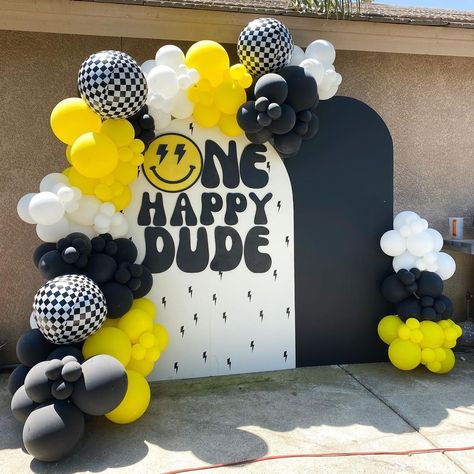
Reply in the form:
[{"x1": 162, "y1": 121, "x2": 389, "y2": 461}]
[
  {"x1": 286, "y1": 307, "x2": 290, "y2": 318},
  {"x1": 194, "y1": 313, "x2": 198, "y2": 325},
  {"x1": 259, "y1": 310, "x2": 264, "y2": 321},
  {"x1": 277, "y1": 201, "x2": 281, "y2": 212},
  {"x1": 156, "y1": 144, "x2": 168, "y2": 164},
  {"x1": 273, "y1": 269, "x2": 277, "y2": 281},
  {"x1": 174, "y1": 362, "x2": 179, "y2": 373},
  {"x1": 266, "y1": 161, "x2": 271, "y2": 173},
  {"x1": 250, "y1": 340, "x2": 255, "y2": 352},
  {"x1": 283, "y1": 351, "x2": 288, "y2": 362},
  {"x1": 162, "y1": 296, "x2": 166, "y2": 308},
  {"x1": 222, "y1": 312, "x2": 227, "y2": 323},
  {"x1": 188, "y1": 286, "x2": 193, "y2": 298},
  {"x1": 227, "y1": 358, "x2": 232, "y2": 370},
  {"x1": 285, "y1": 236, "x2": 289, "y2": 247},
  {"x1": 202, "y1": 351, "x2": 207, "y2": 363},
  {"x1": 247, "y1": 291, "x2": 252, "y2": 302},
  {"x1": 180, "y1": 326, "x2": 185, "y2": 337},
  {"x1": 218, "y1": 271, "x2": 223, "y2": 280},
  {"x1": 189, "y1": 123, "x2": 194, "y2": 134},
  {"x1": 212, "y1": 294, "x2": 217, "y2": 305},
  {"x1": 175, "y1": 144, "x2": 186, "y2": 164}
]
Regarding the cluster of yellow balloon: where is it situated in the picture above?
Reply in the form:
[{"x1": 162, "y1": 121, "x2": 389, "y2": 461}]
[
  {"x1": 378, "y1": 315, "x2": 462, "y2": 373},
  {"x1": 50, "y1": 98, "x2": 145, "y2": 211},
  {"x1": 186, "y1": 40, "x2": 252, "y2": 136},
  {"x1": 82, "y1": 298, "x2": 168, "y2": 423}
]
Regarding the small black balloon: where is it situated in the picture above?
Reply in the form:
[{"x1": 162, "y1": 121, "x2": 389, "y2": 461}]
[
  {"x1": 397, "y1": 269, "x2": 416, "y2": 286},
  {"x1": 83, "y1": 253, "x2": 117, "y2": 285},
  {"x1": 105, "y1": 240, "x2": 118, "y2": 256},
  {"x1": 61, "y1": 361, "x2": 82, "y2": 383},
  {"x1": 301, "y1": 113, "x2": 319, "y2": 140},
  {"x1": 410, "y1": 268, "x2": 422, "y2": 280},
  {"x1": 417, "y1": 271, "x2": 443, "y2": 298},
  {"x1": 132, "y1": 266, "x2": 153, "y2": 298},
  {"x1": 257, "y1": 112, "x2": 271, "y2": 127},
  {"x1": 396, "y1": 296, "x2": 421, "y2": 320},
  {"x1": 11, "y1": 385, "x2": 38, "y2": 423},
  {"x1": 293, "y1": 120, "x2": 309, "y2": 136},
  {"x1": 129, "y1": 264, "x2": 143, "y2": 278},
  {"x1": 237, "y1": 101, "x2": 261, "y2": 133},
  {"x1": 62, "y1": 247, "x2": 79, "y2": 264},
  {"x1": 72, "y1": 236, "x2": 92, "y2": 255},
  {"x1": 381, "y1": 274, "x2": 412, "y2": 304},
  {"x1": 277, "y1": 66, "x2": 318, "y2": 113},
  {"x1": 267, "y1": 103, "x2": 282, "y2": 119},
  {"x1": 8, "y1": 365, "x2": 30, "y2": 396},
  {"x1": 139, "y1": 114, "x2": 154, "y2": 129},
  {"x1": 434, "y1": 300, "x2": 446, "y2": 314},
  {"x1": 127, "y1": 278, "x2": 141, "y2": 291},
  {"x1": 436, "y1": 295, "x2": 453, "y2": 317},
  {"x1": 33, "y1": 243, "x2": 56, "y2": 268},
  {"x1": 45, "y1": 359, "x2": 63, "y2": 381},
  {"x1": 297, "y1": 110, "x2": 312, "y2": 123},
  {"x1": 421, "y1": 307, "x2": 438, "y2": 319},
  {"x1": 23, "y1": 400, "x2": 85, "y2": 462},
  {"x1": 246, "y1": 128, "x2": 273, "y2": 144},
  {"x1": 113, "y1": 238, "x2": 138, "y2": 264},
  {"x1": 140, "y1": 129, "x2": 155, "y2": 144},
  {"x1": 273, "y1": 131, "x2": 302, "y2": 156},
  {"x1": 101, "y1": 282, "x2": 134, "y2": 318},
  {"x1": 406, "y1": 283, "x2": 418, "y2": 293},
  {"x1": 16, "y1": 329, "x2": 56, "y2": 368},
  {"x1": 254, "y1": 73, "x2": 288, "y2": 104},
  {"x1": 420, "y1": 296, "x2": 434, "y2": 308},
  {"x1": 255, "y1": 96, "x2": 269, "y2": 112},
  {"x1": 267, "y1": 104, "x2": 296, "y2": 135},
  {"x1": 115, "y1": 268, "x2": 131, "y2": 284},
  {"x1": 51, "y1": 380, "x2": 73, "y2": 400},
  {"x1": 38, "y1": 250, "x2": 78, "y2": 279},
  {"x1": 91, "y1": 236, "x2": 106, "y2": 253},
  {"x1": 24, "y1": 361, "x2": 53, "y2": 403},
  {"x1": 47, "y1": 345, "x2": 84, "y2": 363}
]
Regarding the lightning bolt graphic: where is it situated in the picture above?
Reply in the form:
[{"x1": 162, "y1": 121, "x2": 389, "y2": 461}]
[
  {"x1": 227, "y1": 358, "x2": 232, "y2": 370},
  {"x1": 219, "y1": 271, "x2": 223, "y2": 280},
  {"x1": 156, "y1": 144, "x2": 168, "y2": 164},
  {"x1": 247, "y1": 291, "x2": 252, "y2": 302},
  {"x1": 180, "y1": 326, "x2": 185, "y2": 337},
  {"x1": 285, "y1": 236, "x2": 289, "y2": 247},
  {"x1": 266, "y1": 161, "x2": 271, "y2": 172},
  {"x1": 259, "y1": 310, "x2": 264, "y2": 321},
  {"x1": 174, "y1": 362, "x2": 179, "y2": 373},
  {"x1": 222, "y1": 312, "x2": 227, "y2": 323},
  {"x1": 194, "y1": 313, "x2": 198, "y2": 325},
  {"x1": 283, "y1": 351, "x2": 288, "y2": 362},
  {"x1": 188, "y1": 286, "x2": 193, "y2": 298},
  {"x1": 250, "y1": 340, "x2": 255, "y2": 352},
  {"x1": 286, "y1": 307, "x2": 291, "y2": 318},
  {"x1": 273, "y1": 269, "x2": 277, "y2": 281},
  {"x1": 202, "y1": 351, "x2": 207, "y2": 363},
  {"x1": 175, "y1": 144, "x2": 186, "y2": 164},
  {"x1": 189, "y1": 122, "x2": 194, "y2": 134},
  {"x1": 212, "y1": 294, "x2": 217, "y2": 305},
  {"x1": 277, "y1": 201, "x2": 281, "y2": 212},
  {"x1": 161, "y1": 296, "x2": 166, "y2": 308}
]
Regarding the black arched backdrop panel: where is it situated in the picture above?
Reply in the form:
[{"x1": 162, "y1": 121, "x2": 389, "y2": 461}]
[{"x1": 284, "y1": 96, "x2": 394, "y2": 366}]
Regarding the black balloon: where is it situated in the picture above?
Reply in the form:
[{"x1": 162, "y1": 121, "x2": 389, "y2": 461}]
[
  {"x1": 380, "y1": 274, "x2": 412, "y2": 304},
  {"x1": 436, "y1": 295, "x2": 454, "y2": 317},
  {"x1": 16, "y1": 329, "x2": 56, "y2": 368},
  {"x1": 71, "y1": 355, "x2": 127, "y2": 416},
  {"x1": 83, "y1": 253, "x2": 117, "y2": 284},
  {"x1": 24, "y1": 361, "x2": 53, "y2": 403},
  {"x1": 301, "y1": 113, "x2": 319, "y2": 140},
  {"x1": 277, "y1": 66, "x2": 318, "y2": 113},
  {"x1": 396, "y1": 296, "x2": 421, "y2": 320},
  {"x1": 61, "y1": 361, "x2": 82, "y2": 383},
  {"x1": 273, "y1": 131, "x2": 302, "y2": 156},
  {"x1": 246, "y1": 128, "x2": 273, "y2": 144},
  {"x1": 23, "y1": 400, "x2": 85, "y2": 462},
  {"x1": 421, "y1": 307, "x2": 438, "y2": 320},
  {"x1": 38, "y1": 250, "x2": 78, "y2": 279},
  {"x1": 397, "y1": 269, "x2": 416, "y2": 286},
  {"x1": 101, "y1": 281, "x2": 134, "y2": 318},
  {"x1": 267, "y1": 104, "x2": 296, "y2": 135},
  {"x1": 45, "y1": 359, "x2": 63, "y2": 381},
  {"x1": 113, "y1": 238, "x2": 138, "y2": 264},
  {"x1": 11, "y1": 385, "x2": 38, "y2": 423},
  {"x1": 132, "y1": 266, "x2": 153, "y2": 298},
  {"x1": 237, "y1": 101, "x2": 261, "y2": 133},
  {"x1": 33, "y1": 243, "x2": 56, "y2": 268},
  {"x1": 47, "y1": 345, "x2": 84, "y2": 363},
  {"x1": 254, "y1": 73, "x2": 288, "y2": 104},
  {"x1": 417, "y1": 271, "x2": 443, "y2": 298},
  {"x1": 51, "y1": 380, "x2": 74, "y2": 400},
  {"x1": 8, "y1": 365, "x2": 30, "y2": 396},
  {"x1": 420, "y1": 296, "x2": 434, "y2": 307}
]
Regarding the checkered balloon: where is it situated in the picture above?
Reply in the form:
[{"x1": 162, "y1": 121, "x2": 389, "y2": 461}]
[
  {"x1": 33, "y1": 275, "x2": 107, "y2": 344},
  {"x1": 237, "y1": 18, "x2": 294, "y2": 78},
  {"x1": 78, "y1": 50, "x2": 147, "y2": 119}
]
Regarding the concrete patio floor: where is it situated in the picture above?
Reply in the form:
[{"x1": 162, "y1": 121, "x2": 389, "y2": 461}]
[{"x1": 0, "y1": 353, "x2": 473, "y2": 474}]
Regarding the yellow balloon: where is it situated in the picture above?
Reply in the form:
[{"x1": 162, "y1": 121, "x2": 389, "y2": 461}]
[
  {"x1": 219, "y1": 113, "x2": 243, "y2": 137},
  {"x1": 406, "y1": 318, "x2": 420, "y2": 329},
  {"x1": 102, "y1": 318, "x2": 118, "y2": 328},
  {"x1": 388, "y1": 338, "x2": 421, "y2": 371},
  {"x1": 438, "y1": 348, "x2": 456, "y2": 373},
  {"x1": 130, "y1": 139, "x2": 145, "y2": 154},
  {"x1": 131, "y1": 344, "x2": 146, "y2": 361},
  {"x1": 145, "y1": 347, "x2": 160, "y2": 363},
  {"x1": 114, "y1": 161, "x2": 138, "y2": 185},
  {"x1": 153, "y1": 324, "x2": 169, "y2": 352},
  {"x1": 398, "y1": 325, "x2": 410, "y2": 340},
  {"x1": 420, "y1": 321, "x2": 445, "y2": 349},
  {"x1": 421, "y1": 348, "x2": 435, "y2": 363},
  {"x1": 50, "y1": 98, "x2": 101, "y2": 145},
  {"x1": 193, "y1": 103, "x2": 220, "y2": 128},
  {"x1": 64, "y1": 167, "x2": 98, "y2": 195},
  {"x1": 100, "y1": 119, "x2": 135, "y2": 147},
  {"x1": 214, "y1": 81, "x2": 247, "y2": 115},
  {"x1": 186, "y1": 40, "x2": 229, "y2": 87},
  {"x1": 83, "y1": 327, "x2": 131, "y2": 366},
  {"x1": 427, "y1": 361, "x2": 442, "y2": 373},
  {"x1": 410, "y1": 329, "x2": 423, "y2": 344},
  {"x1": 110, "y1": 185, "x2": 131, "y2": 211},
  {"x1": 118, "y1": 309, "x2": 154, "y2": 343},
  {"x1": 139, "y1": 332, "x2": 155, "y2": 349},
  {"x1": 105, "y1": 370, "x2": 151, "y2": 424},
  {"x1": 377, "y1": 315, "x2": 402, "y2": 345},
  {"x1": 71, "y1": 132, "x2": 118, "y2": 179},
  {"x1": 126, "y1": 358, "x2": 154, "y2": 377},
  {"x1": 95, "y1": 183, "x2": 114, "y2": 202},
  {"x1": 132, "y1": 298, "x2": 156, "y2": 318}
]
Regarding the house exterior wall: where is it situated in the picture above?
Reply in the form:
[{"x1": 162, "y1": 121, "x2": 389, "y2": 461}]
[{"x1": 0, "y1": 30, "x2": 472, "y2": 364}]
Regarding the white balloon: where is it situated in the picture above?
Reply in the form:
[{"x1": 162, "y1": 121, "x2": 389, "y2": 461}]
[
  {"x1": 67, "y1": 195, "x2": 101, "y2": 226},
  {"x1": 39, "y1": 173, "x2": 68, "y2": 193},
  {"x1": 393, "y1": 251, "x2": 417, "y2": 272},
  {"x1": 29, "y1": 192, "x2": 64, "y2": 225},
  {"x1": 318, "y1": 82, "x2": 339, "y2": 100},
  {"x1": 416, "y1": 259, "x2": 427, "y2": 271},
  {"x1": 155, "y1": 45, "x2": 185, "y2": 71},
  {"x1": 147, "y1": 65, "x2": 179, "y2": 99},
  {"x1": 380, "y1": 230, "x2": 406, "y2": 257},
  {"x1": 147, "y1": 94, "x2": 165, "y2": 110},
  {"x1": 161, "y1": 96, "x2": 177, "y2": 114},
  {"x1": 406, "y1": 231, "x2": 434, "y2": 257},
  {"x1": 410, "y1": 218, "x2": 428, "y2": 235},
  {"x1": 305, "y1": 40, "x2": 336, "y2": 65},
  {"x1": 177, "y1": 74, "x2": 192, "y2": 90},
  {"x1": 109, "y1": 216, "x2": 129, "y2": 239},
  {"x1": 56, "y1": 185, "x2": 75, "y2": 203},
  {"x1": 436, "y1": 252, "x2": 456, "y2": 280},
  {"x1": 36, "y1": 217, "x2": 70, "y2": 243},
  {"x1": 171, "y1": 92, "x2": 194, "y2": 119},
  {"x1": 426, "y1": 228, "x2": 443, "y2": 252},
  {"x1": 393, "y1": 211, "x2": 420, "y2": 231},
  {"x1": 423, "y1": 251, "x2": 438, "y2": 265},
  {"x1": 94, "y1": 214, "x2": 110, "y2": 230},
  {"x1": 17, "y1": 193, "x2": 36, "y2": 224},
  {"x1": 289, "y1": 45, "x2": 306, "y2": 66},
  {"x1": 299, "y1": 58, "x2": 325, "y2": 85},
  {"x1": 426, "y1": 263, "x2": 438, "y2": 272},
  {"x1": 187, "y1": 68, "x2": 199, "y2": 84},
  {"x1": 140, "y1": 59, "x2": 156, "y2": 77},
  {"x1": 64, "y1": 200, "x2": 79, "y2": 213},
  {"x1": 68, "y1": 222, "x2": 97, "y2": 239},
  {"x1": 149, "y1": 108, "x2": 172, "y2": 129},
  {"x1": 100, "y1": 202, "x2": 116, "y2": 217},
  {"x1": 399, "y1": 224, "x2": 412, "y2": 238}
]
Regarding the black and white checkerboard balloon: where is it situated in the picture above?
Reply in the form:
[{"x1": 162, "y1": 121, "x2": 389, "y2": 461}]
[
  {"x1": 238, "y1": 18, "x2": 294, "y2": 77},
  {"x1": 78, "y1": 50, "x2": 147, "y2": 119},
  {"x1": 33, "y1": 275, "x2": 107, "y2": 344}
]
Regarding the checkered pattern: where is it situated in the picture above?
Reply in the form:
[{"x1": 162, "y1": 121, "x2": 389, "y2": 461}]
[
  {"x1": 33, "y1": 275, "x2": 106, "y2": 344},
  {"x1": 78, "y1": 50, "x2": 147, "y2": 119},
  {"x1": 237, "y1": 18, "x2": 294, "y2": 77}
]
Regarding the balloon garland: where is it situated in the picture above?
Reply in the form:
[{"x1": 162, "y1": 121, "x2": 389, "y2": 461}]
[
  {"x1": 378, "y1": 211, "x2": 462, "y2": 372},
  {"x1": 10, "y1": 18, "x2": 342, "y2": 462}
]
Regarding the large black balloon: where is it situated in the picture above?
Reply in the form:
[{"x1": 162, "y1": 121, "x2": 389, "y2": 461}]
[
  {"x1": 71, "y1": 355, "x2": 127, "y2": 416},
  {"x1": 11, "y1": 385, "x2": 38, "y2": 423},
  {"x1": 38, "y1": 250, "x2": 78, "y2": 279},
  {"x1": 83, "y1": 253, "x2": 117, "y2": 284},
  {"x1": 267, "y1": 104, "x2": 296, "y2": 135},
  {"x1": 33, "y1": 243, "x2": 56, "y2": 268},
  {"x1": 132, "y1": 266, "x2": 153, "y2": 299},
  {"x1": 113, "y1": 238, "x2": 138, "y2": 264},
  {"x1": 254, "y1": 73, "x2": 288, "y2": 104},
  {"x1": 246, "y1": 128, "x2": 273, "y2": 144},
  {"x1": 273, "y1": 131, "x2": 302, "y2": 156},
  {"x1": 16, "y1": 329, "x2": 56, "y2": 368},
  {"x1": 23, "y1": 400, "x2": 85, "y2": 462},
  {"x1": 101, "y1": 281, "x2": 134, "y2": 318},
  {"x1": 277, "y1": 66, "x2": 318, "y2": 113},
  {"x1": 24, "y1": 361, "x2": 53, "y2": 403},
  {"x1": 47, "y1": 345, "x2": 84, "y2": 363},
  {"x1": 380, "y1": 274, "x2": 412, "y2": 304},
  {"x1": 8, "y1": 364, "x2": 30, "y2": 396},
  {"x1": 237, "y1": 101, "x2": 261, "y2": 133},
  {"x1": 417, "y1": 271, "x2": 443, "y2": 298},
  {"x1": 396, "y1": 296, "x2": 421, "y2": 320}
]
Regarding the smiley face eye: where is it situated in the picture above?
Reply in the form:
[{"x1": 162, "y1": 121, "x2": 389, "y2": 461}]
[{"x1": 155, "y1": 144, "x2": 187, "y2": 164}]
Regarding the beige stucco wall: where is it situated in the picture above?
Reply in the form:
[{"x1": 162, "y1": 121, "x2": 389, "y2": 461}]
[{"x1": 0, "y1": 31, "x2": 473, "y2": 364}]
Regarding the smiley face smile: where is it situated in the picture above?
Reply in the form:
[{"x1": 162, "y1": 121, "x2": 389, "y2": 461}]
[{"x1": 149, "y1": 165, "x2": 196, "y2": 184}]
